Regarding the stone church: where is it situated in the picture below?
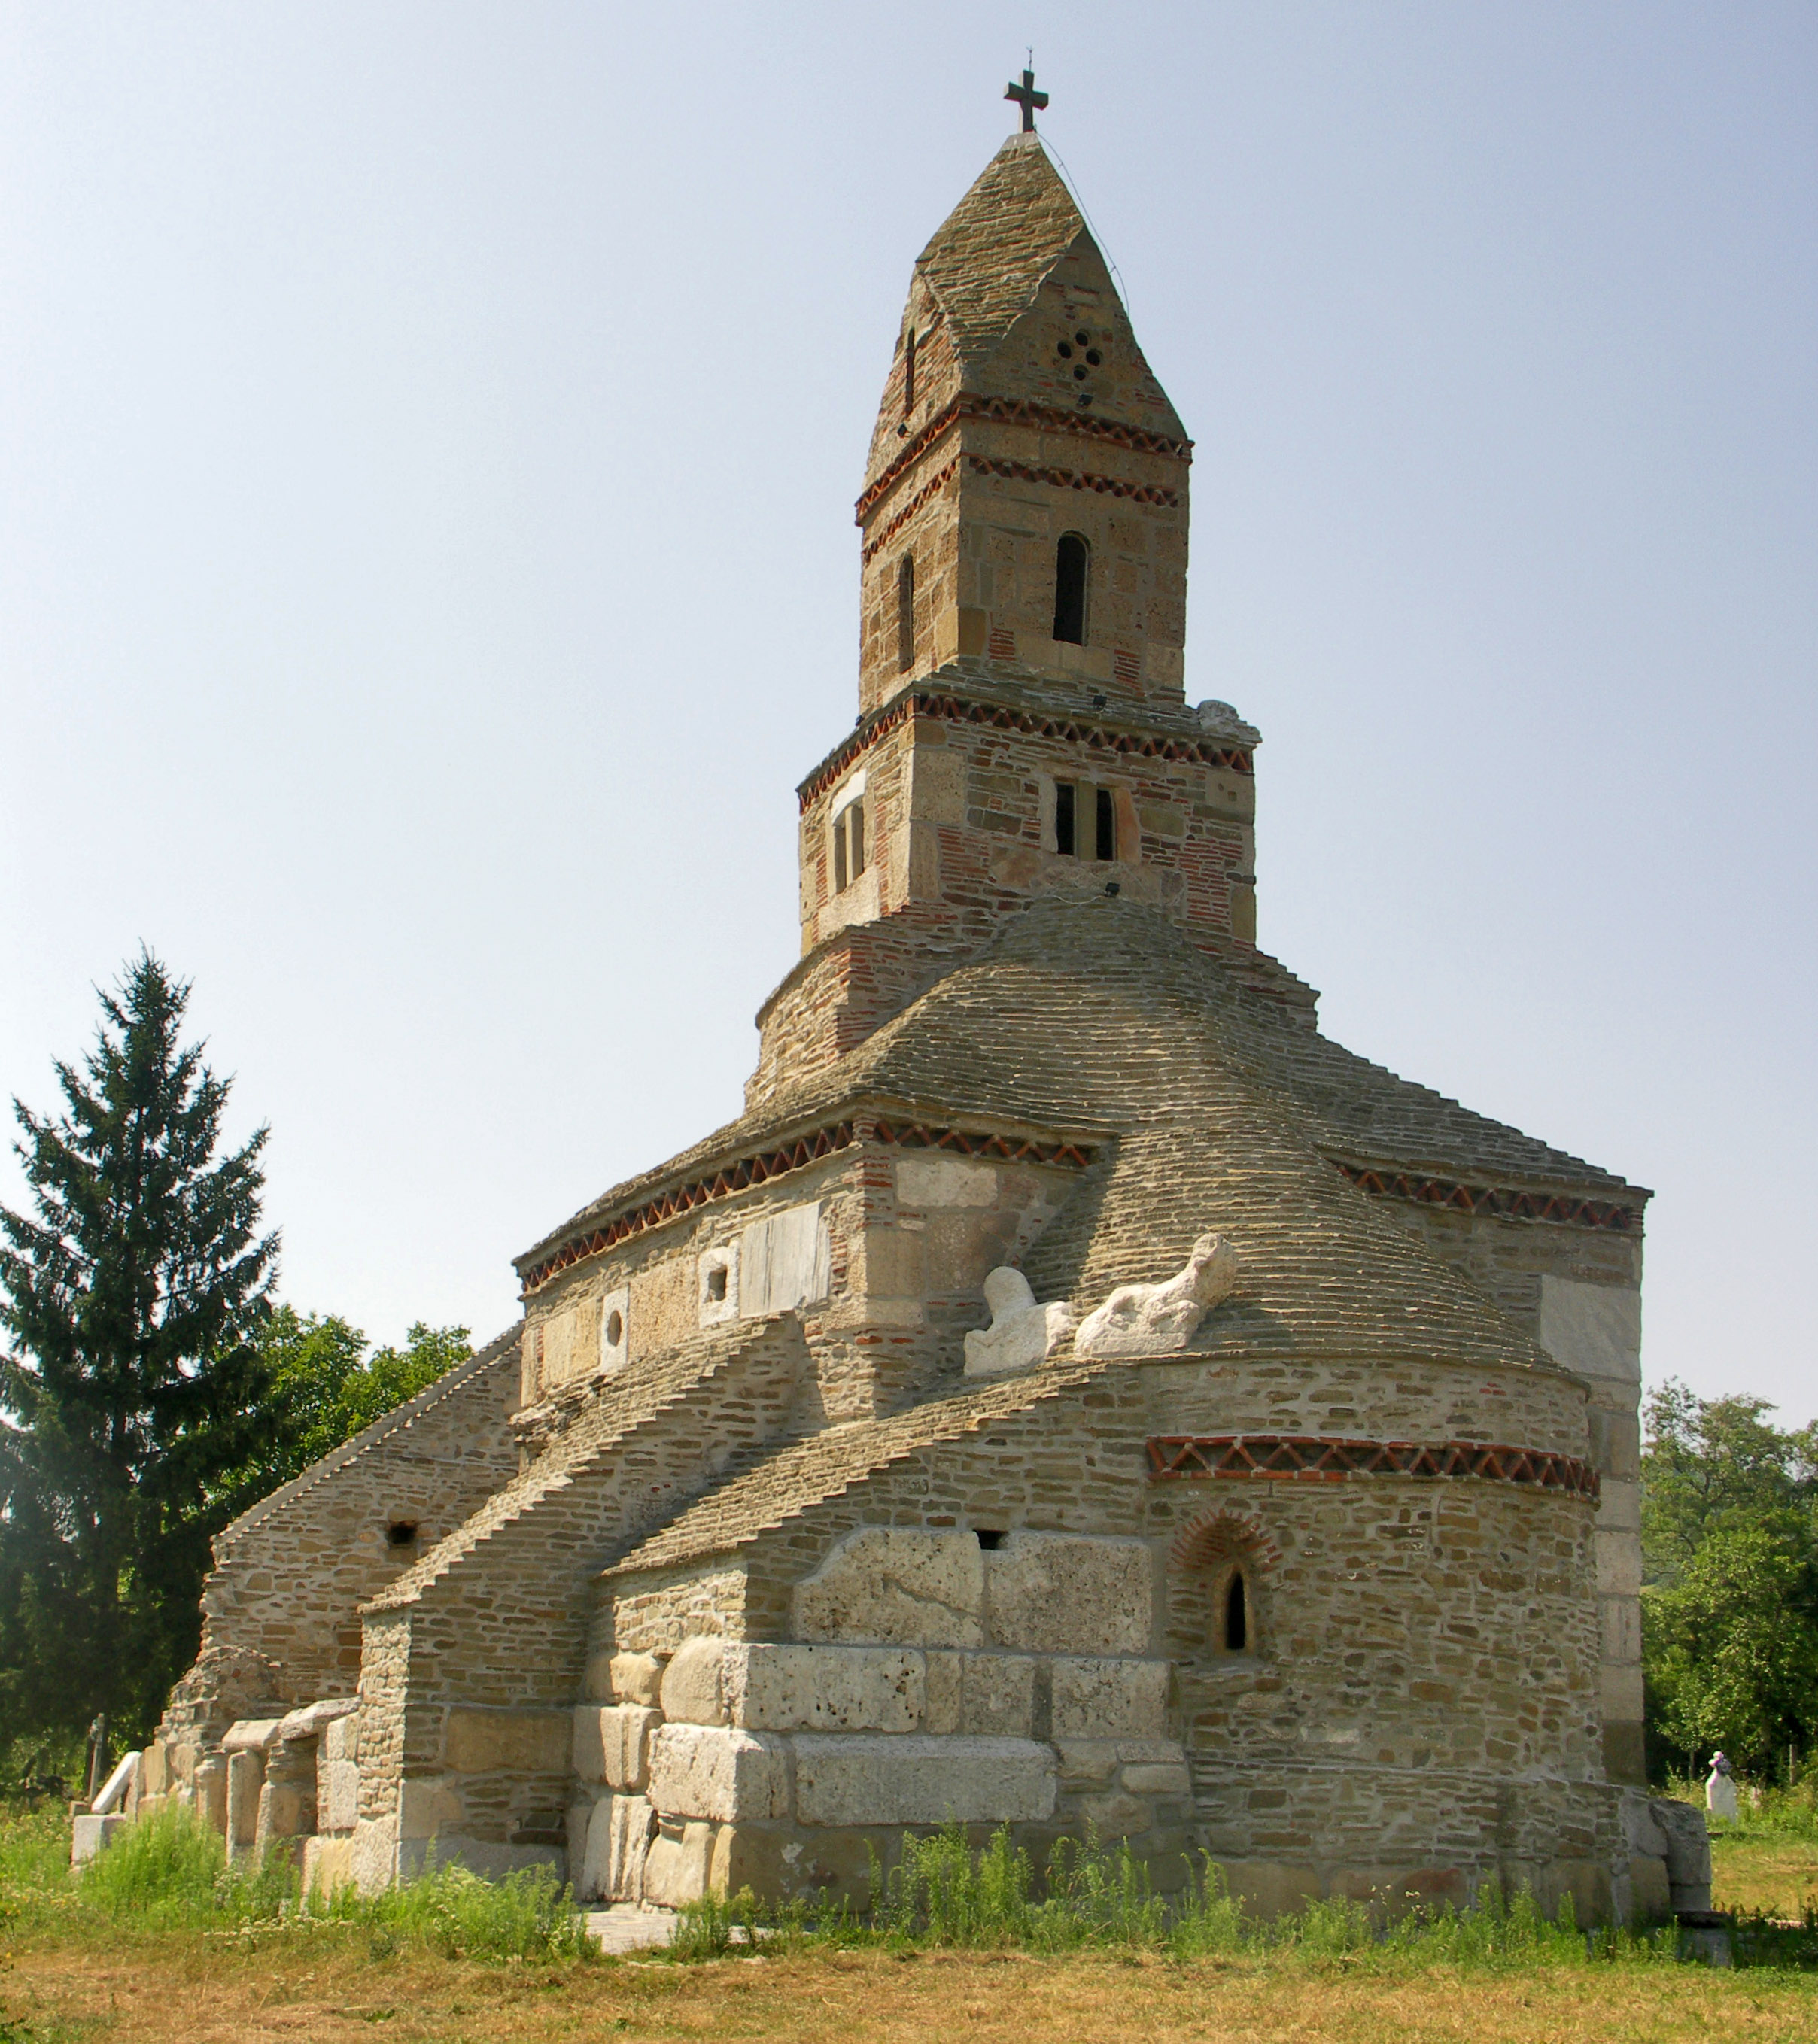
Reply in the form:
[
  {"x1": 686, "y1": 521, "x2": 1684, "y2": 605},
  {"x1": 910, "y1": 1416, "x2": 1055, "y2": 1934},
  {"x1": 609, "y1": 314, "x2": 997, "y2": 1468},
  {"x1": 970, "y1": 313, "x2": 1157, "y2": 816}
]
[{"x1": 118, "y1": 115, "x2": 1701, "y2": 1923}]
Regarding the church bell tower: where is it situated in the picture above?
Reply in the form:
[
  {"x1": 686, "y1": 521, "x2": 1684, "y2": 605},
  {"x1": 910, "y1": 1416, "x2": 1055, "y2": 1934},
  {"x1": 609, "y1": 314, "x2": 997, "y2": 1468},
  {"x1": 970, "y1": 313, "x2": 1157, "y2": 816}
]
[{"x1": 749, "y1": 88, "x2": 1292, "y2": 1112}]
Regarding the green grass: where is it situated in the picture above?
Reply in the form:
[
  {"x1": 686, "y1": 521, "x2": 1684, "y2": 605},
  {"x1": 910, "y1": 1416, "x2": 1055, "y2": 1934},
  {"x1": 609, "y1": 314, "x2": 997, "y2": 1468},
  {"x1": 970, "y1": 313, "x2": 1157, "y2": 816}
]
[
  {"x1": 0, "y1": 1803, "x2": 591, "y2": 1964},
  {"x1": 670, "y1": 1825, "x2": 1705, "y2": 1971}
]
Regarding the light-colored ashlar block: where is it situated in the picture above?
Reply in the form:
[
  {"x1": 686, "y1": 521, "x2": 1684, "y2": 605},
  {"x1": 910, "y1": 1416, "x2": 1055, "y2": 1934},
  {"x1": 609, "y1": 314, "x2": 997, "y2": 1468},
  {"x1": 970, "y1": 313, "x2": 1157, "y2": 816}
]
[
  {"x1": 226, "y1": 1750, "x2": 264, "y2": 1853},
  {"x1": 71, "y1": 1813, "x2": 126, "y2": 1864},
  {"x1": 661, "y1": 1636, "x2": 728, "y2": 1726},
  {"x1": 1537, "y1": 1279, "x2": 1642, "y2": 1385},
  {"x1": 896, "y1": 1156, "x2": 999, "y2": 1208},
  {"x1": 582, "y1": 1792, "x2": 655, "y2": 1903},
  {"x1": 647, "y1": 1724, "x2": 789, "y2": 1825},
  {"x1": 1050, "y1": 1657, "x2": 1172, "y2": 1740},
  {"x1": 573, "y1": 1704, "x2": 660, "y2": 1789},
  {"x1": 320, "y1": 1757, "x2": 360, "y2": 1834},
  {"x1": 956, "y1": 1653, "x2": 1037, "y2": 1736},
  {"x1": 986, "y1": 1533, "x2": 1152, "y2": 1655},
  {"x1": 610, "y1": 1651, "x2": 664, "y2": 1708},
  {"x1": 193, "y1": 1756, "x2": 228, "y2": 1837},
  {"x1": 794, "y1": 1528, "x2": 986, "y2": 1648},
  {"x1": 724, "y1": 1644, "x2": 925, "y2": 1733},
  {"x1": 792, "y1": 1735, "x2": 1056, "y2": 1828},
  {"x1": 642, "y1": 1819, "x2": 719, "y2": 1909}
]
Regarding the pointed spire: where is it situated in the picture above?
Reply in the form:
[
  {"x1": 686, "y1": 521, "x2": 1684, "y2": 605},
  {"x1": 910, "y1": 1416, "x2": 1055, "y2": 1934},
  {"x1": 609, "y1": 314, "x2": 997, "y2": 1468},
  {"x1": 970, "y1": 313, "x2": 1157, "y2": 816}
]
[{"x1": 912, "y1": 135, "x2": 1088, "y2": 363}]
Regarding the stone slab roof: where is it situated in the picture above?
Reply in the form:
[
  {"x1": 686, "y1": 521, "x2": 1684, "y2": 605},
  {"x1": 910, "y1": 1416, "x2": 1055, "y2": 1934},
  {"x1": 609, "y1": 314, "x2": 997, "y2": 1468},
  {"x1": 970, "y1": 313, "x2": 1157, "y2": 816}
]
[
  {"x1": 914, "y1": 133, "x2": 1090, "y2": 368},
  {"x1": 519, "y1": 897, "x2": 1643, "y2": 1279},
  {"x1": 604, "y1": 1361, "x2": 1102, "y2": 1581},
  {"x1": 360, "y1": 1318, "x2": 783, "y2": 1614},
  {"x1": 218, "y1": 1321, "x2": 523, "y2": 1546}
]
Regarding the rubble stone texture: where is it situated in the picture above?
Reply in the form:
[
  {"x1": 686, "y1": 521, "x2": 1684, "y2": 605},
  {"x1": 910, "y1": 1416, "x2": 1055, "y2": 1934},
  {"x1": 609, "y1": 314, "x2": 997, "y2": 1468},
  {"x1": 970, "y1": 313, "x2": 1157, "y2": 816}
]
[{"x1": 117, "y1": 122, "x2": 1687, "y2": 1924}]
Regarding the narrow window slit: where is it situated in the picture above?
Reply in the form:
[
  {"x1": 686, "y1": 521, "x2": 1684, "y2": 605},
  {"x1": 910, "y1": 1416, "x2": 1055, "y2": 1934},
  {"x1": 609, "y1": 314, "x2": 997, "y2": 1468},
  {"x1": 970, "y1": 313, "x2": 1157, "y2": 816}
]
[
  {"x1": 1053, "y1": 533, "x2": 1088, "y2": 645},
  {"x1": 1096, "y1": 786, "x2": 1116, "y2": 861},
  {"x1": 897, "y1": 553, "x2": 915, "y2": 673},
  {"x1": 1055, "y1": 781, "x2": 1076, "y2": 858},
  {"x1": 1224, "y1": 1572, "x2": 1248, "y2": 1653}
]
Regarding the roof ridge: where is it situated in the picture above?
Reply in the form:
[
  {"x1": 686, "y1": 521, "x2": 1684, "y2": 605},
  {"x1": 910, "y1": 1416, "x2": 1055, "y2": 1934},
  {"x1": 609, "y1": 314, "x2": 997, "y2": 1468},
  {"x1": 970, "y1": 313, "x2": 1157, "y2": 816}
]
[
  {"x1": 218, "y1": 1323, "x2": 524, "y2": 1547},
  {"x1": 605, "y1": 1362, "x2": 1097, "y2": 1580},
  {"x1": 360, "y1": 1320, "x2": 789, "y2": 1611}
]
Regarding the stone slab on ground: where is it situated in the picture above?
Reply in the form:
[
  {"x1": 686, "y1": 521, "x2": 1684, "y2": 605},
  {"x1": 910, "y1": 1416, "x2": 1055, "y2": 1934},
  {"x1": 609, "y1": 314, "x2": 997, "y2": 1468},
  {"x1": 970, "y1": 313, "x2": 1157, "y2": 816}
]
[{"x1": 585, "y1": 1904, "x2": 677, "y2": 1955}]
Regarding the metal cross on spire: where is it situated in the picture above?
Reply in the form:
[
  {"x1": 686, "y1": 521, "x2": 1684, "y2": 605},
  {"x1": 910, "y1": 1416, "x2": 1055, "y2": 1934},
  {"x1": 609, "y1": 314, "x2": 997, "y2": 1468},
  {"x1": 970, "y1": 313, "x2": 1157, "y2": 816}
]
[{"x1": 1005, "y1": 65, "x2": 1049, "y2": 133}]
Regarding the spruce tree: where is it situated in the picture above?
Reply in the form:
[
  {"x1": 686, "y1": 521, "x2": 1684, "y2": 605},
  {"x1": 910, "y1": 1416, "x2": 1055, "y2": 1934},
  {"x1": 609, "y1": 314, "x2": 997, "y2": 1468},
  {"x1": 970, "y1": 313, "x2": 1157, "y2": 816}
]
[{"x1": 0, "y1": 952, "x2": 278, "y2": 1754}]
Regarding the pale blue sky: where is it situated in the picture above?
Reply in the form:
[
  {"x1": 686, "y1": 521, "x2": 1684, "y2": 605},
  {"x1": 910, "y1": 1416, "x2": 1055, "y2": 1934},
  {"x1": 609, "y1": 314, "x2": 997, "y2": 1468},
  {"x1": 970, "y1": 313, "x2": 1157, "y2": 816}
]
[{"x1": 2, "y1": 4, "x2": 1813, "y2": 1421}]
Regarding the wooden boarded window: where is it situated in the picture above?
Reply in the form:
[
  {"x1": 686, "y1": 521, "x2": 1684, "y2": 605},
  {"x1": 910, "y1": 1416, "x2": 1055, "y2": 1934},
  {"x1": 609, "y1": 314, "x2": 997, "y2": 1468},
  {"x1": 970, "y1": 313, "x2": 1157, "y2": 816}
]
[
  {"x1": 1053, "y1": 533, "x2": 1089, "y2": 645},
  {"x1": 831, "y1": 792, "x2": 865, "y2": 894},
  {"x1": 897, "y1": 553, "x2": 915, "y2": 673}
]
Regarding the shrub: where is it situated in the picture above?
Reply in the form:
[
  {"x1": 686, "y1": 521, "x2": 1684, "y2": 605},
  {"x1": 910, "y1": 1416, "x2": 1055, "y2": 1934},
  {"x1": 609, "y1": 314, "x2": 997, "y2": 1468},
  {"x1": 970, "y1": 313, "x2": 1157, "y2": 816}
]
[{"x1": 316, "y1": 1857, "x2": 592, "y2": 1964}]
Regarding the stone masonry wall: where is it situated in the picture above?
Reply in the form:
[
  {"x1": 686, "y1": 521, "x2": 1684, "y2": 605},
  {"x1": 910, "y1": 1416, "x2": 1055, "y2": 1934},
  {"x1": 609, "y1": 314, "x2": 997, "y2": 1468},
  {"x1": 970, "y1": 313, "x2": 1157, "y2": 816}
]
[
  {"x1": 196, "y1": 1331, "x2": 523, "y2": 1705},
  {"x1": 1361, "y1": 1196, "x2": 1647, "y2": 1784},
  {"x1": 589, "y1": 1349, "x2": 1616, "y2": 1915},
  {"x1": 348, "y1": 1322, "x2": 816, "y2": 1883}
]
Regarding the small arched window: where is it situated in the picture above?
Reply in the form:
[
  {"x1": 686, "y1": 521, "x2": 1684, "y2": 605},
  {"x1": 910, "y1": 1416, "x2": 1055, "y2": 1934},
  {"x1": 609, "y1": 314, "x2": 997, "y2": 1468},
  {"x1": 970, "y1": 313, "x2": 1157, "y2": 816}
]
[
  {"x1": 897, "y1": 553, "x2": 915, "y2": 673},
  {"x1": 1224, "y1": 1571, "x2": 1248, "y2": 1653},
  {"x1": 1053, "y1": 533, "x2": 1089, "y2": 645}
]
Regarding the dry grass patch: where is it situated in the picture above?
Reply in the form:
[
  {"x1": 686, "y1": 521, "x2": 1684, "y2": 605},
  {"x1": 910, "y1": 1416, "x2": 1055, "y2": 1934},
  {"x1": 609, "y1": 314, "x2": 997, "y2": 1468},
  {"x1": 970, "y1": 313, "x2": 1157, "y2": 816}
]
[
  {"x1": 3, "y1": 1941, "x2": 1816, "y2": 2044},
  {"x1": 1712, "y1": 1830, "x2": 1818, "y2": 1919}
]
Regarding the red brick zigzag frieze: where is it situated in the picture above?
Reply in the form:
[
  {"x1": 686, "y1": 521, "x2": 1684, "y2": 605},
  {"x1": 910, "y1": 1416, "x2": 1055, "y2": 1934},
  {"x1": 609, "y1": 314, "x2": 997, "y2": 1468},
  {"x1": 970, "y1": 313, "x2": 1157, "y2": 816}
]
[
  {"x1": 798, "y1": 691, "x2": 1252, "y2": 812},
  {"x1": 856, "y1": 395, "x2": 1192, "y2": 527},
  {"x1": 1334, "y1": 1162, "x2": 1641, "y2": 1233},
  {"x1": 1147, "y1": 1434, "x2": 1600, "y2": 1501},
  {"x1": 520, "y1": 1120, "x2": 1096, "y2": 1294},
  {"x1": 861, "y1": 458, "x2": 960, "y2": 564},
  {"x1": 964, "y1": 454, "x2": 1180, "y2": 508}
]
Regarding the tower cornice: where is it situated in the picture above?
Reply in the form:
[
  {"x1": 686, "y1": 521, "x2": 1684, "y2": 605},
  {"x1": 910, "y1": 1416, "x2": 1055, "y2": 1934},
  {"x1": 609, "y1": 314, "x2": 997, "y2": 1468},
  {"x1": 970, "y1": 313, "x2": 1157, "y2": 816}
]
[{"x1": 795, "y1": 678, "x2": 1253, "y2": 815}]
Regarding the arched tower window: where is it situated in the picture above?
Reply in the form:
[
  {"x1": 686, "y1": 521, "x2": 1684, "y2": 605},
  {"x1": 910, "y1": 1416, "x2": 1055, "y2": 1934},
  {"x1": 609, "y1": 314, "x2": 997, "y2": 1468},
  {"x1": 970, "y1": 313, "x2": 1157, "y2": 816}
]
[
  {"x1": 1053, "y1": 533, "x2": 1089, "y2": 645},
  {"x1": 897, "y1": 553, "x2": 915, "y2": 673}
]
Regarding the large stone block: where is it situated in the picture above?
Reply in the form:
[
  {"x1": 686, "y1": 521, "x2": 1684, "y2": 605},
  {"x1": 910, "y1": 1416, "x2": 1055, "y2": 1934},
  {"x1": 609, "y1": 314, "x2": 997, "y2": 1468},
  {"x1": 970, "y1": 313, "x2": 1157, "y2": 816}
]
[
  {"x1": 301, "y1": 1835, "x2": 356, "y2": 1898},
  {"x1": 987, "y1": 1534, "x2": 1152, "y2": 1654},
  {"x1": 713, "y1": 1821, "x2": 886, "y2": 1907},
  {"x1": 580, "y1": 1792, "x2": 655, "y2": 1903},
  {"x1": 573, "y1": 1704, "x2": 659, "y2": 1790},
  {"x1": 443, "y1": 1708, "x2": 570, "y2": 1774},
  {"x1": 794, "y1": 1528, "x2": 985, "y2": 1648},
  {"x1": 397, "y1": 1777, "x2": 464, "y2": 1841},
  {"x1": 648, "y1": 1724, "x2": 789, "y2": 1824},
  {"x1": 221, "y1": 1718, "x2": 285, "y2": 1755},
  {"x1": 610, "y1": 1651, "x2": 664, "y2": 1707},
  {"x1": 792, "y1": 1735, "x2": 1056, "y2": 1828},
  {"x1": 725, "y1": 1644, "x2": 923, "y2": 1733},
  {"x1": 226, "y1": 1750, "x2": 264, "y2": 1852},
  {"x1": 320, "y1": 1758, "x2": 360, "y2": 1834},
  {"x1": 642, "y1": 1819, "x2": 718, "y2": 1908},
  {"x1": 140, "y1": 1742, "x2": 169, "y2": 1797},
  {"x1": 896, "y1": 1156, "x2": 998, "y2": 1208},
  {"x1": 1050, "y1": 1657, "x2": 1171, "y2": 1740},
  {"x1": 661, "y1": 1636, "x2": 728, "y2": 1726},
  {"x1": 193, "y1": 1756, "x2": 228, "y2": 1837},
  {"x1": 1537, "y1": 1278, "x2": 1641, "y2": 1385},
  {"x1": 919, "y1": 1652, "x2": 1036, "y2": 1737},
  {"x1": 70, "y1": 1814, "x2": 126, "y2": 1864}
]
